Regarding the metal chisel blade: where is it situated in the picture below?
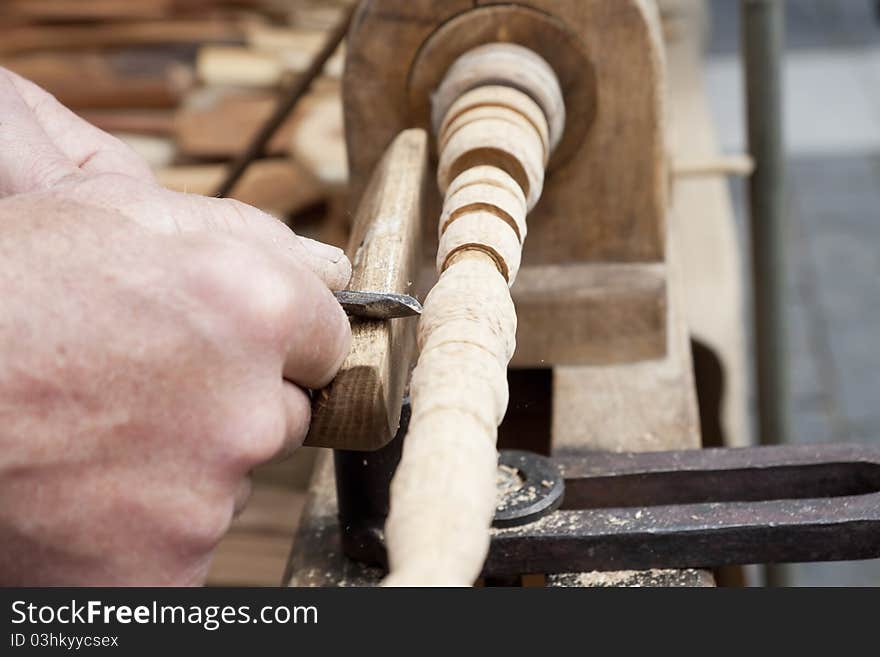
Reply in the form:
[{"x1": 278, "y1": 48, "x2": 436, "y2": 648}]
[{"x1": 334, "y1": 290, "x2": 422, "y2": 320}]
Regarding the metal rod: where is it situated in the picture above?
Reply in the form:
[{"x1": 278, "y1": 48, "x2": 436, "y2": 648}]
[
  {"x1": 213, "y1": 4, "x2": 354, "y2": 198},
  {"x1": 742, "y1": 0, "x2": 787, "y2": 586},
  {"x1": 340, "y1": 443, "x2": 880, "y2": 576},
  {"x1": 334, "y1": 400, "x2": 409, "y2": 566}
]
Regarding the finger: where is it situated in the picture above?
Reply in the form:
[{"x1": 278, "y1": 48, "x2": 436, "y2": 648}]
[
  {"x1": 1, "y1": 68, "x2": 155, "y2": 183},
  {"x1": 280, "y1": 268, "x2": 352, "y2": 389},
  {"x1": 233, "y1": 476, "x2": 253, "y2": 517},
  {"x1": 164, "y1": 191, "x2": 352, "y2": 290},
  {"x1": 0, "y1": 72, "x2": 80, "y2": 196},
  {"x1": 277, "y1": 382, "x2": 311, "y2": 461},
  {"x1": 68, "y1": 175, "x2": 352, "y2": 290},
  {"x1": 296, "y1": 235, "x2": 353, "y2": 291},
  {"x1": 174, "y1": 226, "x2": 352, "y2": 390}
]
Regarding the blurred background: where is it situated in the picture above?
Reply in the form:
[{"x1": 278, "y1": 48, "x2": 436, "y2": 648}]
[
  {"x1": 705, "y1": 0, "x2": 880, "y2": 585},
  {"x1": 1, "y1": 0, "x2": 877, "y2": 586}
]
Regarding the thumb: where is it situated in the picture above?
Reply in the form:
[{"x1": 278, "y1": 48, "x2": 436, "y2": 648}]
[
  {"x1": 0, "y1": 70, "x2": 81, "y2": 197},
  {"x1": 167, "y1": 191, "x2": 352, "y2": 291},
  {"x1": 78, "y1": 173, "x2": 353, "y2": 291}
]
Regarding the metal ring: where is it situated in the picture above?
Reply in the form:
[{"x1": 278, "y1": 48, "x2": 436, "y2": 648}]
[{"x1": 493, "y1": 449, "x2": 565, "y2": 528}]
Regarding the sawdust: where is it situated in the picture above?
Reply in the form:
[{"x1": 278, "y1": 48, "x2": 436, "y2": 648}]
[
  {"x1": 495, "y1": 463, "x2": 525, "y2": 512},
  {"x1": 496, "y1": 484, "x2": 539, "y2": 512},
  {"x1": 553, "y1": 568, "x2": 712, "y2": 588}
]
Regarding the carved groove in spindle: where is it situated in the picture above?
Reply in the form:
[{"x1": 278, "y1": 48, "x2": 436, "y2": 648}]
[
  {"x1": 438, "y1": 85, "x2": 550, "y2": 160},
  {"x1": 431, "y1": 43, "x2": 566, "y2": 151},
  {"x1": 441, "y1": 203, "x2": 522, "y2": 242},
  {"x1": 446, "y1": 166, "x2": 526, "y2": 208},
  {"x1": 439, "y1": 109, "x2": 547, "y2": 163},
  {"x1": 439, "y1": 84, "x2": 548, "y2": 136},
  {"x1": 439, "y1": 182, "x2": 526, "y2": 242},
  {"x1": 442, "y1": 148, "x2": 532, "y2": 204}
]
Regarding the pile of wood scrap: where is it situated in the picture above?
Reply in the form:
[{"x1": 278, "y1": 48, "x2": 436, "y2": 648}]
[
  {"x1": 1, "y1": 0, "x2": 352, "y2": 245},
  {"x1": 1, "y1": 0, "x2": 354, "y2": 586}
]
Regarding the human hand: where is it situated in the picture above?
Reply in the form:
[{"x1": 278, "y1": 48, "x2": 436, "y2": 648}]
[{"x1": 0, "y1": 68, "x2": 351, "y2": 585}]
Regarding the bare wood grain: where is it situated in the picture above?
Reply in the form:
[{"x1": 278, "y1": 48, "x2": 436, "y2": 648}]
[
  {"x1": 342, "y1": 0, "x2": 471, "y2": 205},
  {"x1": 0, "y1": 20, "x2": 244, "y2": 56},
  {"x1": 345, "y1": 0, "x2": 667, "y2": 264},
  {"x1": 546, "y1": 210, "x2": 708, "y2": 587},
  {"x1": 664, "y1": 0, "x2": 750, "y2": 448},
  {"x1": 1, "y1": 52, "x2": 192, "y2": 109},
  {"x1": 174, "y1": 91, "x2": 298, "y2": 157},
  {"x1": 304, "y1": 129, "x2": 427, "y2": 450},
  {"x1": 157, "y1": 159, "x2": 324, "y2": 217},
  {"x1": 551, "y1": 217, "x2": 699, "y2": 454},
  {"x1": 511, "y1": 262, "x2": 667, "y2": 367}
]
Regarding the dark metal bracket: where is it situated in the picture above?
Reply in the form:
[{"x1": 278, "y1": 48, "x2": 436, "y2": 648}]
[
  {"x1": 334, "y1": 401, "x2": 880, "y2": 575},
  {"x1": 486, "y1": 443, "x2": 880, "y2": 575}
]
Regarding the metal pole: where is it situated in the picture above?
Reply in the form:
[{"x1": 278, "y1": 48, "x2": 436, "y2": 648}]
[{"x1": 742, "y1": 0, "x2": 788, "y2": 586}]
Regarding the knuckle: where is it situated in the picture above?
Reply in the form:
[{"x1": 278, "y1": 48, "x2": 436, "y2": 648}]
[
  {"x1": 142, "y1": 484, "x2": 231, "y2": 555},
  {"x1": 243, "y1": 267, "x2": 298, "y2": 346},
  {"x1": 61, "y1": 172, "x2": 142, "y2": 204},
  {"x1": 182, "y1": 237, "x2": 296, "y2": 348},
  {"x1": 181, "y1": 499, "x2": 233, "y2": 551},
  {"x1": 22, "y1": 158, "x2": 75, "y2": 192},
  {"x1": 218, "y1": 403, "x2": 286, "y2": 471},
  {"x1": 222, "y1": 198, "x2": 271, "y2": 227},
  {"x1": 316, "y1": 303, "x2": 352, "y2": 376}
]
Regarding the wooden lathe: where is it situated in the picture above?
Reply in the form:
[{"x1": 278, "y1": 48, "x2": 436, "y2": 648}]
[
  {"x1": 280, "y1": 0, "x2": 707, "y2": 587},
  {"x1": 281, "y1": 1, "x2": 880, "y2": 587}
]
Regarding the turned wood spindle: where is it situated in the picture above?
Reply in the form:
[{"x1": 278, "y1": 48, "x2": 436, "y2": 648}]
[{"x1": 383, "y1": 43, "x2": 565, "y2": 586}]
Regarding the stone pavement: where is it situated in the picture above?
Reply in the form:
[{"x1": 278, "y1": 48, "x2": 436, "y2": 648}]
[{"x1": 706, "y1": 0, "x2": 880, "y2": 585}]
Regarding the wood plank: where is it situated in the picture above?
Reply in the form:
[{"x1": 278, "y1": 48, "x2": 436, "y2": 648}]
[
  {"x1": 157, "y1": 159, "x2": 325, "y2": 218},
  {"x1": 285, "y1": 452, "x2": 382, "y2": 587},
  {"x1": 173, "y1": 90, "x2": 294, "y2": 158},
  {"x1": 0, "y1": 0, "x2": 173, "y2": 22},
  {"x1": 290, "y1": 3, "x2": 352, "y2": 31},
  {"x1": 0, "y1": 0, "x2": 277, "y2": 23},
  {"x1": 0, "y1": 20, "x2": 244, "y2": 56},
  {"x1": 551, "y1": 213, "x2": 699, "y2": 454},
  {"x1": 546, "y1": 206, "x2": 708, "y2": 587},
  {"x1": 244, "y1": 26, "x2": 345, "y2": 78},
  {"x1": 1, "y1": 52, "x2": 193, "y2": 109},
  {"x1": 304, "y1": 129, "x2": 427, "y2": 450},
  {"x1": 342, "y1": 0, "x2": 471, "y2": 205},
  {"x1": 288, "y1": 91, "x2": 348, "y2": 187},
  {"x1": 116, "y1": 134, "x2": 176, "y2": 169},
  {"x1": 208, "y1": 533, "x2": 297, "y2": 587},
  {"x1": 196, "y1": 46, "x2": 288, "y2": 88},
  {"x1": 79, "y1": 110, "x2": 176, "y2": 137},
  {"x1": 664, "y1": 0, "x2": 750, "y2": 448},
  {"x1": 173, "y1": 87, "x2": 337, "y2": 158},
  {"x1": 511, "y1": 262, "x2": 667, "y2": 367}
]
